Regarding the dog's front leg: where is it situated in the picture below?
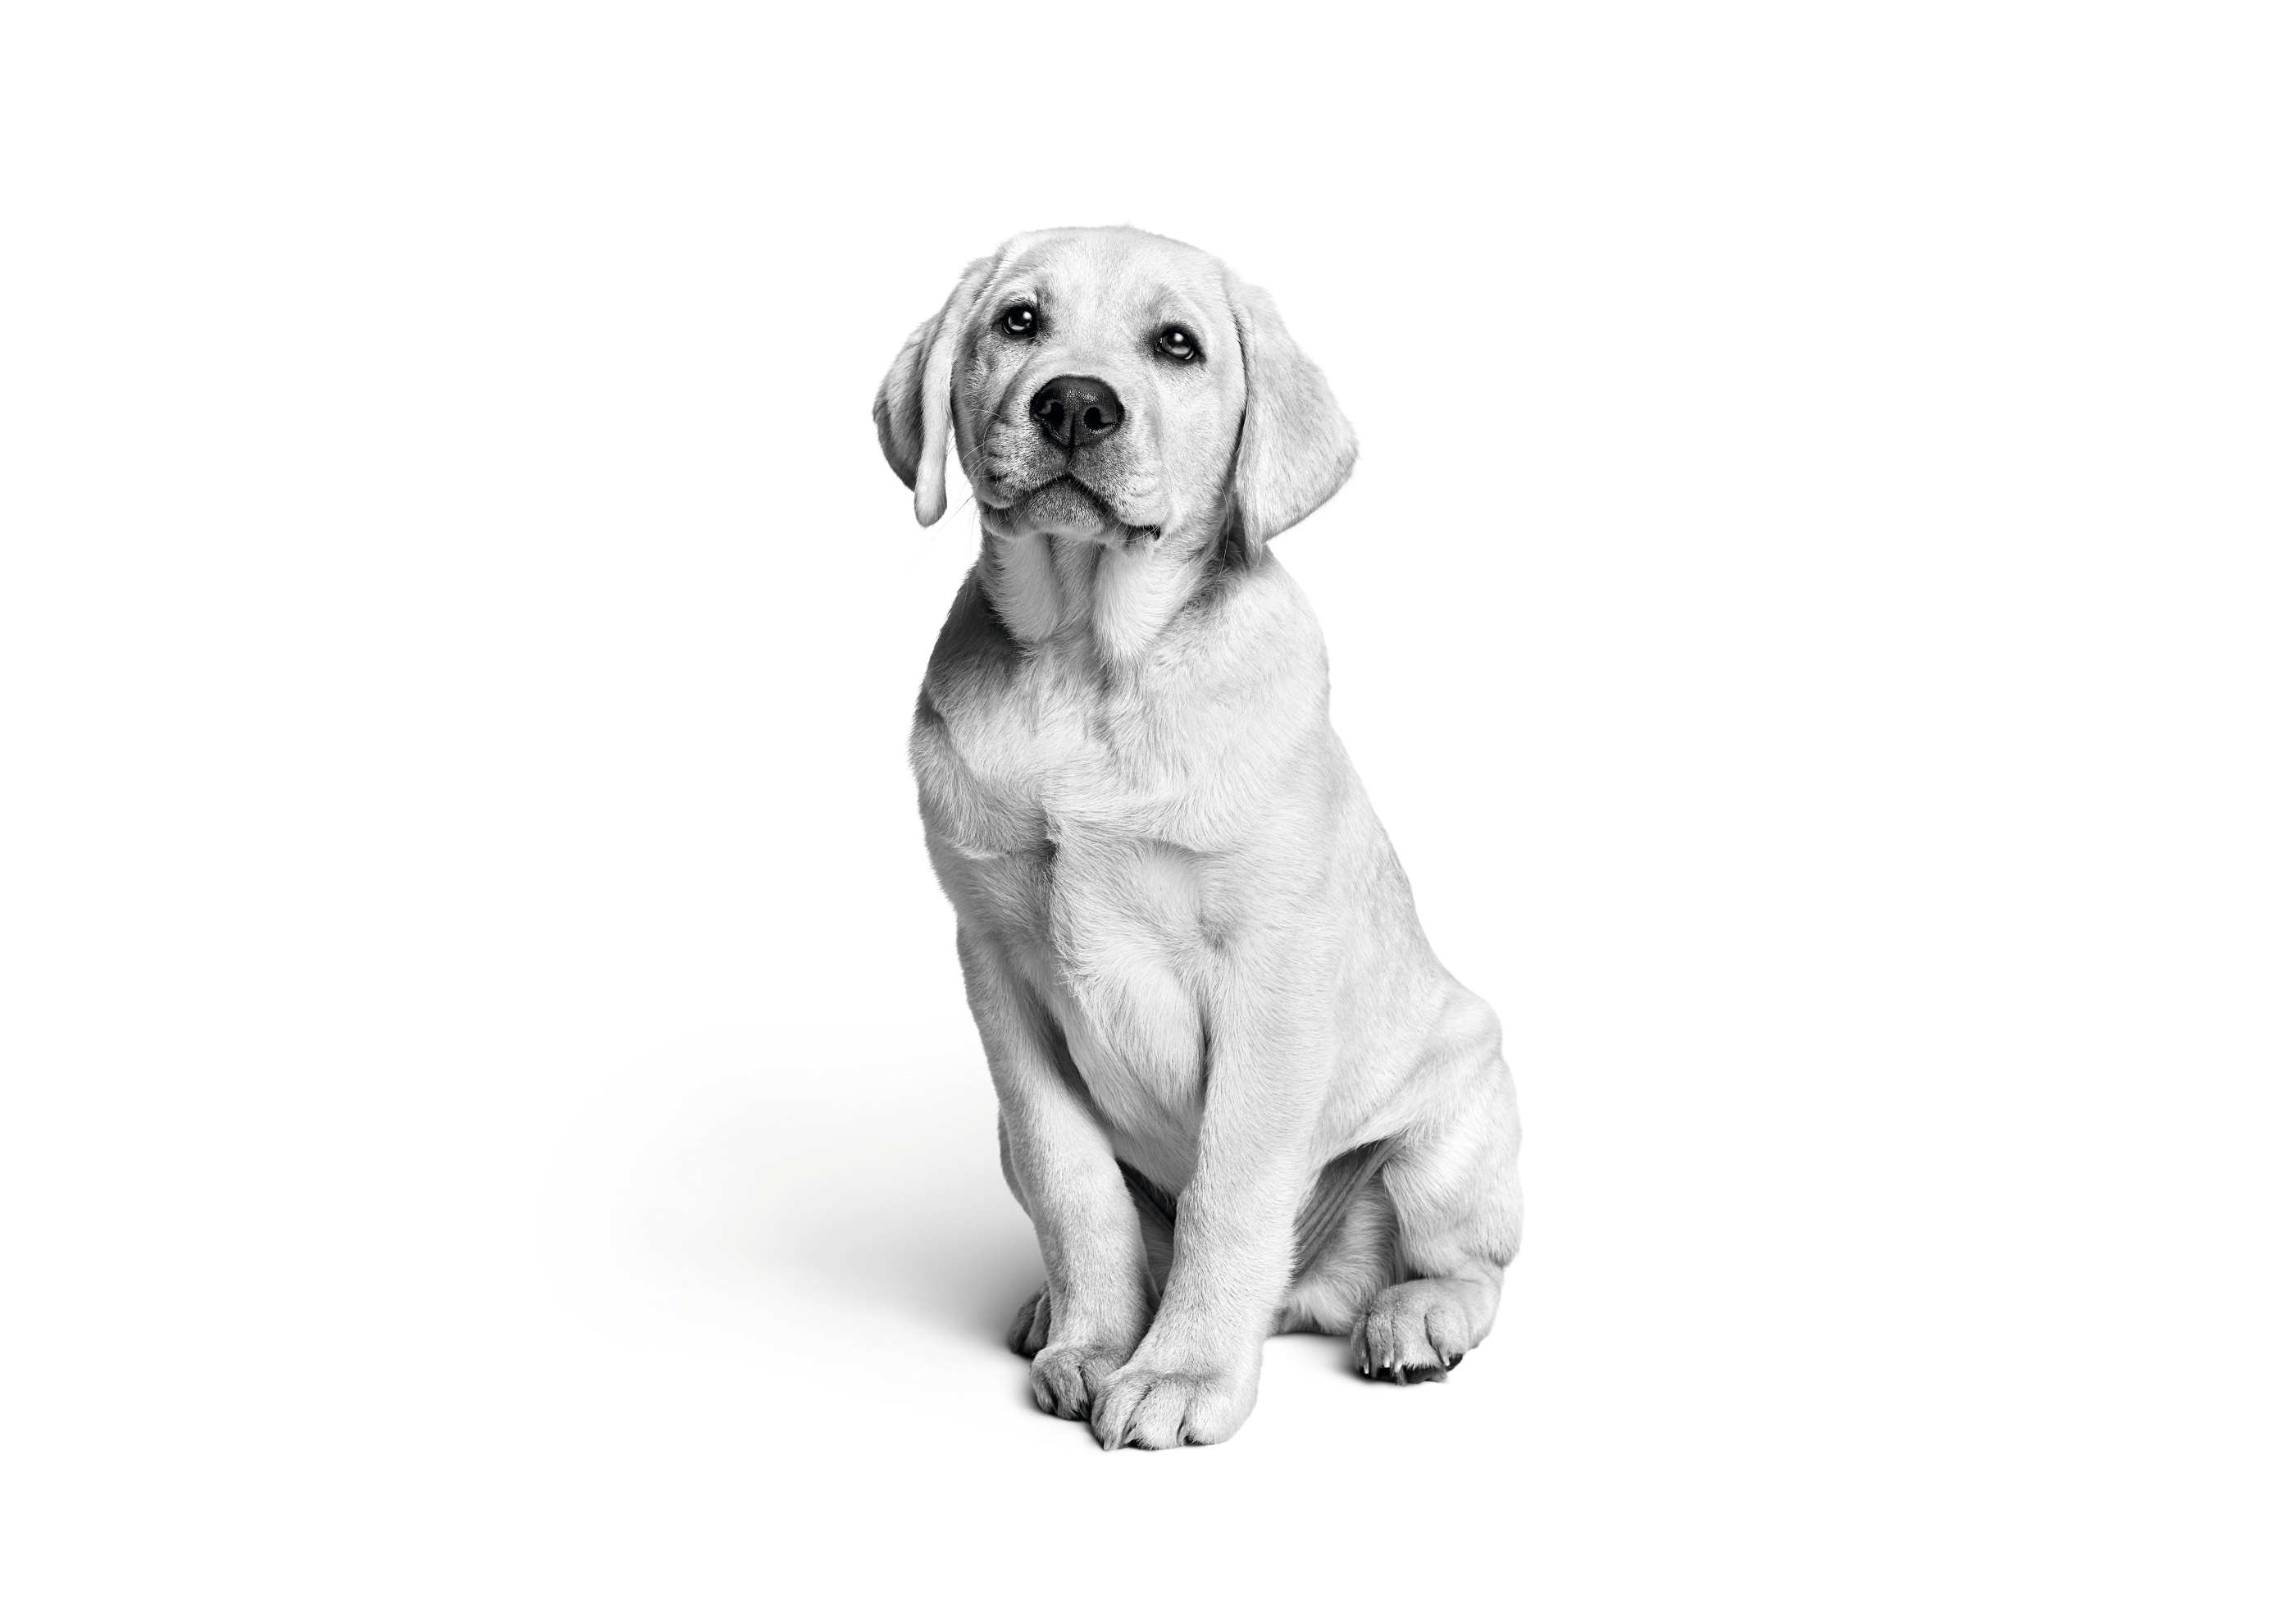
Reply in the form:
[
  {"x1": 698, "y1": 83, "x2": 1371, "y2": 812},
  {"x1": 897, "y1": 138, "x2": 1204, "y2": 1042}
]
[
  {"x1": 957, "y1": 931, "x2": 1155, "y2": 1421},
  {"x1": 1089, "y1": 946, "x2": 1331, "y2": 1450}
]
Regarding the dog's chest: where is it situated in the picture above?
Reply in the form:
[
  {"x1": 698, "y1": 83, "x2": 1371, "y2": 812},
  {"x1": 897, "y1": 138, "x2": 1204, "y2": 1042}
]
[
  {"x1": 917, "y1": 664, "x2": 1217, "y2": 1155},
  {"x1": 917, "y1": 653, "x2": 1202, "y2": 861}
]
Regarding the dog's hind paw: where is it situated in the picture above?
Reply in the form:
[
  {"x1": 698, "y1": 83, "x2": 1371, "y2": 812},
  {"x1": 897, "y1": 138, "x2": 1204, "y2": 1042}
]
[
  {"x1": 1351, "y1": 1279, "x2": 1475, "y2": 1385},
  {"x1": 1006, "y1": 1286, "x2": 1052, "y2": 1357}
]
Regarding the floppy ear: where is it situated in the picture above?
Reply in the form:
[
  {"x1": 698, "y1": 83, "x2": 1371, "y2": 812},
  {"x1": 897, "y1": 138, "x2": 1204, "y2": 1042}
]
[
  {"x1": 873, "y1": 254, "x2": 997, "y2": 527},
  {"x1": 1225, "y1": 272, "x2": 1357, "y2": 559}
]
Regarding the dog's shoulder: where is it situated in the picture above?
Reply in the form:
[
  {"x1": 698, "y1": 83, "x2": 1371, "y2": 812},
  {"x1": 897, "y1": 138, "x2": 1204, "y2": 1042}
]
[
  {"x1": 1152, "y1": 556, "x2": 1329, "y2": 728},
  {"x1": 917, "y1": 564, "x2": 1017, "y2": 726},
  {"x1": 910, "y1": 565, "x2": 1058, "y2": 861}
]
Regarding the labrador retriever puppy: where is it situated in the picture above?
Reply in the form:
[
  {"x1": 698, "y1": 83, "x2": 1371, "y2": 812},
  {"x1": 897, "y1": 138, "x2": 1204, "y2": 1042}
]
[{"x1": 875, "y1": 226, "x2": 1521, "y2": 1449}]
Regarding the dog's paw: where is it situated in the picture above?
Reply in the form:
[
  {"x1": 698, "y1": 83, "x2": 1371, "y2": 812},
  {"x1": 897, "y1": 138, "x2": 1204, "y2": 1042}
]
[
  {"x1": 1006, "y1": 1285, "x2": 1052, "y2": 1357},
  {"x1": 1028, "y1": 1343, "x2": 1128, "y2": 1421},
  {"x1": 1088, "y1": 1357, "x2": 1257, "y2": 1450},
  {"x1": 1351, "y1": 1280, "x2": 1474, "y2": 1385}
]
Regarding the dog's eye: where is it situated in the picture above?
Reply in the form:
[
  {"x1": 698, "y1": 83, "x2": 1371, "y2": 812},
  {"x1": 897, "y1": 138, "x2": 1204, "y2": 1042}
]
[
  {"x1": 1155, "y1": 326, "x2": 1198, "y2": 363},
  {"x1": 1000, "y1": 306, "x2": 1037, "y2": 337}
]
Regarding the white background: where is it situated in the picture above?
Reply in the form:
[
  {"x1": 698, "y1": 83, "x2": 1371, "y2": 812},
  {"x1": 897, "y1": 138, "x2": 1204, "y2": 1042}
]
[{"x1": 3, "y1": 3, "x2": 2290, "y2": 1618}]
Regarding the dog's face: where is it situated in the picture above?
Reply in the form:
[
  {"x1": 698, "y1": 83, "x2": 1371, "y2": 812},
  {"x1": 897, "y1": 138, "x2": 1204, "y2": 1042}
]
[
  {"x1": 960, "y1": 230, "x2": 1241, "y2": 546},
  {"x1": 876, "y1": 227, "x2": 1357, "y2": 562}
]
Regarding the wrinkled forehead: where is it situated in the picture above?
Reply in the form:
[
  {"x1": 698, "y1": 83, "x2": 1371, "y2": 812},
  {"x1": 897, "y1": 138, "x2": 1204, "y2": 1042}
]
[{"x1": 986, "y1": 230, "x2": 1230, "y2": 335}]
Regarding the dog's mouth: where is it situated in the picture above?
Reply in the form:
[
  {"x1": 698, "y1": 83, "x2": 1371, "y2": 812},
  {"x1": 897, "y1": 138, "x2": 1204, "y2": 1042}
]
[
  {"x1": 984, "y1": 471, "x2": 1108, "y2": 515},
  {"x1": 980, "y1": 474, "x2": 1158, "y2": 544}
]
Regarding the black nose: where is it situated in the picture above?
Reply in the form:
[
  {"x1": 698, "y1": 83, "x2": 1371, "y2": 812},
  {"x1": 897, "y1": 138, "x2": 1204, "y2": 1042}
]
[{"x1": 1029, "y1": 376, "x2": 1125, "y2": 449}]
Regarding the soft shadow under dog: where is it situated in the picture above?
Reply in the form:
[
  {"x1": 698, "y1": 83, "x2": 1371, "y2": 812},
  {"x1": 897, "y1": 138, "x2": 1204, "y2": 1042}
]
[{"x1": 643, "y1": 1075, "x2": 1041, "y2": 1348}]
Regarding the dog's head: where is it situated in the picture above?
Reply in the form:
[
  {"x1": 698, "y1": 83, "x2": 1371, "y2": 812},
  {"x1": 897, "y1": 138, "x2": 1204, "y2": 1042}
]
[{"x1": 874, "y1": 227, "x2": 1355, "y2": 562}]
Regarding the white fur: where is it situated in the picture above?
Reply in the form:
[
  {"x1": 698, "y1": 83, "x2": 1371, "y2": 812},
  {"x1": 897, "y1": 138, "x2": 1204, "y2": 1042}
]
[{"x1": 881, "y1": 227, "x2": 1524, "y2": 1448}]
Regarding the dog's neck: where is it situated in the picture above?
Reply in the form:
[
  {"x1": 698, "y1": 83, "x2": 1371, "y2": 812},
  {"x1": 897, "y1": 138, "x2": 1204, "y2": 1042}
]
[{"x1": 978, "y1": 522, "x2": 1225, "y2": 668}]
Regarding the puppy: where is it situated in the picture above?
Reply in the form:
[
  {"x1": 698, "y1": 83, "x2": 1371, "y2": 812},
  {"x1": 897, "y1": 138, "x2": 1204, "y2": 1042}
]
[{"x1": 875, "y1": 227, "x2": 1521, "y2": 1449}]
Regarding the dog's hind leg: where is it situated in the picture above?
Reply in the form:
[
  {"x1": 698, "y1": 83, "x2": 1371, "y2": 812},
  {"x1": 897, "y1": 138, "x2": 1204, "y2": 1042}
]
[
  {"x1": 1351, "y1": 1019, "x2": 1523, "y2": 1383},
  {"x1": 1278, "y1": 1175, "x2": 1397, "y2": 1335}
]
